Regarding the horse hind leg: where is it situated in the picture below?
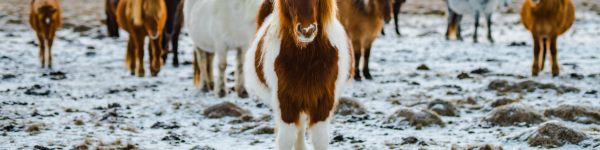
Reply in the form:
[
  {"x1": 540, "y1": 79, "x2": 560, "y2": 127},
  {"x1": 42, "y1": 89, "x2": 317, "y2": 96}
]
[
  {"x1": 276, "y1": 117, "x2": 298, "y2": 150},
  {"x1": 539, "y1": 37, "x2": 548, "y2": 72},
  {"x1": 215, "y1": 50, "x2": 228, "y2": 97},
  {"x1": 486, "y1": 13, "x2": 494, "y2": 43},
  {"x1": 193, "y1": 50, "x2": 203, "y2": 89},
  {"x1": 532, "y1": 35, "x2": 541, "y2": 76},
  {"x1": 352, "y1": 41, "x2": 362, "y2": 81},
  {"x1": 473, "y1": 11, "x2": 480, "y2": 43},
  {"x1": 294, "y1": 115, "x2": 308, "y2": 150},
  {"x1": 126, "y1": 37, "x2": 137, "y2": 75},
  {"x1": 549, "y1": 36, "x2": 559, "y2": 77},
  {"x1": 235, "y1": 48, "x2": 248, "y2": 98},
  {"x1": 309, "y1": 121, "x2": 330, "y2": 150},
  {"x1": 134, "y1": 33, "x2": 146, "y2": 77},
  {"x1": 36, "y1": 33, "x2": 46, "y2": 68},
  {"x1": 445, "y1": 8, "x2": 458, "y2": 40}
]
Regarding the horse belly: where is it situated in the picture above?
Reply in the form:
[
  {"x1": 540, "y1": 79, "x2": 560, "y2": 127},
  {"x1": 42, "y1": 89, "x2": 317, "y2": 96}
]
[{"x1": 448, "y1": 0, "x2": 475, "y2": 15}]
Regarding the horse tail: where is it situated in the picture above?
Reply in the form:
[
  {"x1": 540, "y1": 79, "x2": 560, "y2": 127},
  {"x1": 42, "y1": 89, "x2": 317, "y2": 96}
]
[{"x1": 132, "y1": 0, "x2": 143, "y2": 26}]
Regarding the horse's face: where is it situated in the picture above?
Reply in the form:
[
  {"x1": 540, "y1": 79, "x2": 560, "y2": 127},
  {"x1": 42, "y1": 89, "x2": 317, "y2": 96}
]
[
  {"x1": 281, "y1": 0, "x2": 319, "y2": 45},
  {"x1": 376, "y1": 0, "x2": 393, "y2": 23}
]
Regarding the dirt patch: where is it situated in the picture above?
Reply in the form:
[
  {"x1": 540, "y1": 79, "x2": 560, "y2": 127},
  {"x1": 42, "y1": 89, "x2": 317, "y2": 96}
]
[
  {"x1": 42, "y1": 71, "x2": 67, "y2": 80},
  {"x1": 203, "y1": 102, "x2": 251, "y2": 119},
  {"x1": 386, "y1": 108, "x2": 445, "y2": 129},
  {"x1": 544, "y1": 105, "x2": 600, "y2": 124},
  {"x1": 488, "y1": 80, "x2": 580, "y2": 94},
  {"x1": 150, "y1": 122, "x2": 180, "y2": 129},
  {"x1": 490, "y1": 98, "x2": 520, "y2": 108},
  {"x1": 336, "y1": 97, "x2": 367, "y2": 116},
  {"x1": 451, "y1": 144, "x2": 504, "y2": 150},
  {"x1": 528, "y1": 122, "x2": 587, "y2": 148},
  {"x1": 252, "y1": 126, "x2": 274, "y2": 135},
  {"x1": 23, "y1": 84, "x2": 50, "y2": 96},
  {"x1": 485, "y1": 103, "x2": 545, "y2": 126},
  {"x1": 190, "y1": 145, "x2": 216, "y2": 150},
  {"x1": 427, "y1": 99, "x2": 459, "y2": 116},
  {"x1": 417, "y1": 64, "x2": 430, "y2": 71}
]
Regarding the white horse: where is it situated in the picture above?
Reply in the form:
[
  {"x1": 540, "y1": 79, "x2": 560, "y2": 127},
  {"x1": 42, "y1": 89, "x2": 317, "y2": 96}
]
[
  {"x1": 184, "y1": 0, "x2": 263, "y2": 98},
  {"x1": 446, "y1": 0, "x2": 512, "y2": 43}
]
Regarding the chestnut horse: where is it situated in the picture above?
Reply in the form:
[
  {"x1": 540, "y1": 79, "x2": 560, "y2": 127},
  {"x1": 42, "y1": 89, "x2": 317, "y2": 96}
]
[
  {"x1": 162, "y1": 0, "x2": 184, "y2": 67},
  {"x1": 116, "y1": 0, "x2": 167, "y2": 77},
  {"x1": 105, "y1": 0, "x2": 120, "y2": 37},
  {"x1": 30, "y1": 0, "x2": 62, "y2": 69},
  {"x1": 245, "y1": 0, "x2": 353, "y2": 149},
  {"x1": 521, "y1": 0, "x2": 575, "y2": 76},
  {"x1": 338, "y1": 0, "x2": 393, "y2": 81}
]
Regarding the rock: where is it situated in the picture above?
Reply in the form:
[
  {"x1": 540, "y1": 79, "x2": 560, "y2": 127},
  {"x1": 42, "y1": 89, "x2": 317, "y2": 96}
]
[
  {"x1": 470, "y1": 68, "x2": 491, "y2": 75},
  {"x1": 528, "y1": 122, "x2": 587, "y2": 148},
  {"x1": 485, "y1": 103, "x2": 545, "y2": 126},
  {"x1": 1, "y1": 74, "x2": 16, "y2": 80},
  {"x1": 150, "y1": 122, "x2": 180, "y2": 129},
  {"x1": 451, "y1": 144, "x2": 504, "y2": 150},
  {"x1": 191, "y1": 145, "x2": 216, "y2": 150},
  {"x1": 386, "y1": 108, "x2": 445, "y2": 129},
  {"x1": 427, "y1": 99, "x2": 459, "y2": 116},
  {"x1": 42, "y1": 71, "x2": 66, "y2": 80},
  {"x1": 490, "y1": 98, "x2": 519, "y2": 108},
  {"x1": 417, "y1": 64, "x2": 430, "y2": 71},
  {"x1": 457, "y1": 72, "x2": 472, "y2": 80},
  {"x1": 335, "y1": 97, "x2": 367, "y2": 116},
  {"x1": 401, "y1": 136, "x2": 419, "y2": 145},
  {"x1": 203, "y1": 102, "x2": 251, "y2": 119},
  {"x1": 487, "y1": 80, "x2": 580, "y2": 94},
  {"x1": 252, "y1": 126, "x2": 274, "y2": 135},
  {"x1": 24, "y1": 84, "x2": 50, "y2": 96},
  {"x1": 544, "y1": 105, "x2": 600, "y2": 124}
]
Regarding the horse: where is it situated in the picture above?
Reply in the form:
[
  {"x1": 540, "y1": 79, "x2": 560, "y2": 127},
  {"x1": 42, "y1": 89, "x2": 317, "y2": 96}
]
[
  {"x1": 244, "y1": 0, "x2": 353, "y2": 149},
  {"x1": 338, "y1": 0, "x2": 394, "y2": 81},
  {"x1": 161, "y1": 0, "x2": 184, "y2": 67},
  {"x1": 105, "y1": 0, "x2": 120, "y2": 38},
  {"x1": 381, "y1": 0, "x2": 406, "y2": 36},
  {"x1": 521, "y1": 0, "x2": 575, "y2": 77},
  {"x1": 29, "y1": 0, "x2": 62, "y2": 69},
  {"x1": 446, "y1": 0, "x2": 511, "y2": 43},
  {"x1": 116, "y1": 0, "x2": 167, "y2": 77},
  {"x1": 184, "y1": 0, "x2": 261, "y2": 98}
]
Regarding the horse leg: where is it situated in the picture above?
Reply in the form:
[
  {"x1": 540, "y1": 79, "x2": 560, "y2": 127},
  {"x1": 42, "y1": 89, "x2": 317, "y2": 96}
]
[
  {"x1": 393, "y1": 0, "x2": 402, "y2": 35},
  {"x1": 294, "y1": 119, "x2": 307, "y2": 150},
  {"x1": 486, "y1": 13, "x2": 494, "y2": 43},
  {"x1": 235, "y1": 48, "x2": 248, "y2": 98},
  {"x1": 135, "y1": 32, "x2": 146, "y2": 77},
  {"x1": 47, "y1": 29, "x2": 56, "y2": 69},
  {"x1": 445, "y1": 7, "x2": 457, "y2": 40},
  {"x1": 172, "y1": 28, "x2": 181, "y2": 67},
  {"x1": 127, "y1": 36, "x2": 137, "y2": 75},
  {"x1": 456, "y1": 14, "x2": 464, "y2": 41},
  {"x1": 206, "y1": 52, "x2": 215, "y2": 91},
  {"x1": 473, "y1": 11, "x2": 480, "y2": 43},
  {"x1": 363, "y1": 41, "x2": 374, "y2": 80},
  {"x1": 539, "y1": 37, "x2": 547, "y2": 71},
  {"x1": 276, "y1": 117, "x2": 298, "y2": 150},
  {"x1": 36, "y1": 33, "x2": 46, "y2": 68},
  {"x1": 532, "y1": 34, "x2": 541, "y2": 76},
  {"x1": 161, "y1": 33, "x2": 170, "y2": 66},
  {"x1": 150, "y1": 37, "x2": 163, "y2": 77},
  {"x1": 193, "y1": 50, "x2": 203, "y2": 90},
  {"x1": 550, "y1": 36, "x2": 559, "y2": 77},
  {"x1": 310, "y1": 121, "x2": 330, "y2": 150},
  {"x1": 197, "y1": 49, "x2": 211, "y2": 92},
  {"x1": 352, "y1": 41, "x2": 362, "y2": 81},
  {"x1": 215, "y1": 50, "x2": 228, "y2": 97}
]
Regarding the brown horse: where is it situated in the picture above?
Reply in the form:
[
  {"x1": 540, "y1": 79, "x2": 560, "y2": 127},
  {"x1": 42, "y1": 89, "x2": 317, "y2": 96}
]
[
  {"x1": 30, "y1": 0, "x2": 62, "y2": 69},
  {"x1": 105, "y1": 0, "x2": 120, "y2": 37},
  {"x1": 245, "y1": 0, "x2": 353, "y2": 149},
  {"x1": 116, "y1": 0, "x2": 167, "y2": 77},
  {"x1": 338, "y1": 0, "x2": 393, "y2": 81},
  {"x1": 381, "y1": 0, "x2": 406, "y2": 36},
  {"x1": 521, "y1": 0, "x2": 575, "y2": 77},
  {"x1": 162, "y1": 0, "x2": 184, "y2": 67}
]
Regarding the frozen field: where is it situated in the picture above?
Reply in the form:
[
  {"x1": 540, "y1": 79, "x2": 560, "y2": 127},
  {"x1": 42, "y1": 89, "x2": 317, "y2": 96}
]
[{"x1": 1, "y1": 0, "x2": 600, "y2": 149}]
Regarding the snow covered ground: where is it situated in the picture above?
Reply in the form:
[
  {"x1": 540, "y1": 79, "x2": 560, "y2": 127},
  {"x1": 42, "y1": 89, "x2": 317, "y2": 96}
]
[{"x1": 1, "y1": 0, "x2": 599, "y2": 149}]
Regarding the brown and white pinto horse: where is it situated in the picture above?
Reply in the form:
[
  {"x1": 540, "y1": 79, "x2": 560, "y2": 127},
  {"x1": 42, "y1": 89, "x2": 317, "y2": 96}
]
[
  {"x1": 105, "y1": 0, "x2": 120, "y2": 37},
  {"x1": 245, "y1": 0, "x2": 353, "y2": 149},
  {"x1": 116, "y1": 0, "x2": 167, "y2": 77},
  {"x1": 30, "y1": 0, "x2": 62, "y2": 69},
  {"x1": 521, "y1": 0, "x2": 575, "y2": 77},
  {"x1": 338, "y1": 0, "x2": 394, "y2": 81}
]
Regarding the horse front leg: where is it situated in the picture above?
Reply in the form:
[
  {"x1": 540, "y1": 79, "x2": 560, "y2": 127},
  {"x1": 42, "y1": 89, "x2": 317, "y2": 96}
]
[
  {"x1": 352, "y1": 41, "x2": 362, "y2": 81},
  {"x1": 134, "y1": 33, "x2": 146, "y2": 77},
  {"x1": 36, "y1": 33, "x2": 46, "y2": 68},
  {"x1": 473, "y1": 11, "x2": 480, "y2": 43},
  {"x1": 363, "y1": 41, "x2": 374, "y2": 80},
  {"x1": 532, "y1": 34, "x2": 541, "y2": 76},
  {"x1": 126, "y1": 36, "x2": 137, "y2": 75},
  {"x1": 309, "y1": 121, "x2": 330, "y2": 150},
  {"x1": 215, "y1": 50, "x2": 228, "y2": 97},
  {"x1": 235, "y1": 48, "x2": 248, "y2": 98},
  {"x1": 550, "y1": 36, "x2": 560, "y2": 77},
  {"x1": 486, "y1": 13, "x2": 494, "y2": 43},
  {"x1": 47, "y1": 28, "x2": 57, "y2": 69}
]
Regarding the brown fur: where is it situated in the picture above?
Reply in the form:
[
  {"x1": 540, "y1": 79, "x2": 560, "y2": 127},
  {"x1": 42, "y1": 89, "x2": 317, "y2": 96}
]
[
  {"x1": 256, "y1": 0, "x2": 274, "y2": 29},
  {"x1": 106, "y1": 0, "x2": 120, "y2": 37},
  {"x1": 254, "y1": 35, "x2": 267, "y2": 87},
  {"x1": 116, "y1": 0, "x2": 167, "y2": 77},
  {"x1": 30, "y1": 0, "x2": 62, "y2": 69},
  {"x1": 257, "y1": 0, "x2": 339, "y2": 126},
  {"x1": 338, "y1": 0, "x2": 393, "y2": 80},
  {"x1": 521, "y1": 0, "x2": 575, "y2": 77}
]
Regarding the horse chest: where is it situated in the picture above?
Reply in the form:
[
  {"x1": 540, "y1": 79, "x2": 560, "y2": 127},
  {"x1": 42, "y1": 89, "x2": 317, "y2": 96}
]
[{"x1": 274, "y1": 39, "x2": 339, "y2": 90}]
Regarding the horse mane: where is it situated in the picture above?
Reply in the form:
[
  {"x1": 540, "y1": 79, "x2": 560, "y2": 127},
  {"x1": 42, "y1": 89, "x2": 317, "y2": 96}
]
[
  {"x1": 131, "y1": 0, "x2": 143, "y2": 26},
  {"x1": 256, "y1": 0, "x2": 274, "y2": 29}
]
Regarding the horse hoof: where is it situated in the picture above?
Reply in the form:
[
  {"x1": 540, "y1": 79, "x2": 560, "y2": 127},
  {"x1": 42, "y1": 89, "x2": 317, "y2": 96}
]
[
  {"x1": 238, "y1": 90, "x2": 249, "y2": 98},
  {"x1": 354, "y1": 76, "x2": 362, "y2": 82},
  {"x1": 218, "y1": 89, "x2": 227, "y2": 98}
]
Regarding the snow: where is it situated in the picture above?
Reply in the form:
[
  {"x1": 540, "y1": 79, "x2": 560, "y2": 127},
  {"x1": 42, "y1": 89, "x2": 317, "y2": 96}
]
[{"x1": 1, "y1": 0, "x2": 600, "y2": 149}]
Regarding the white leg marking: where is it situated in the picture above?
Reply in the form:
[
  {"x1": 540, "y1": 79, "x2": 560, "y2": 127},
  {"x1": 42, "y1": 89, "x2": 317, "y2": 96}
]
[
  {"x1": 309, "y1": 122, "x2": 330, "y2": 150},
  {"x1": 277, "y1": 119, "x2": 298, "y2": 150}
]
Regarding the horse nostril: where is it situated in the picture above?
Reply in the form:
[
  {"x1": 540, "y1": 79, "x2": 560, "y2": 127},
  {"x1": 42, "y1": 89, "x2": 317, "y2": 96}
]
[{"x1": 296, "y1": 23, "x2": 317, "y2": 36}]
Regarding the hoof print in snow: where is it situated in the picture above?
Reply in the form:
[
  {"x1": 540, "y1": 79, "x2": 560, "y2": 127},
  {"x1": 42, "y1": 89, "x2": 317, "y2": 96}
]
[
  {"x1": 336, "y1": 97, "x2": 367, "y2": 116},
  {"x1": 457, "y1": 72, "x2": 472, "y2": 80},
  {"x1": 24, "y1": 84, "x2": 50, "y2": 96},
  {"x1": 488, "y1": 80, "x2": 580, "y2": 94},
  {"x1": 427, "y1": 99, "x2": 459, "y2": 117},
  {"x1": 191, "y1": 145, "x2": 216, "y2": 150},
  {"x1": 417, "y1": 64, "x2": 430, "y2": 71},
  {"x1": 544, "y1": 105, "x2": 600, "y2": 124},
  {"x1": 42, "y1": 71, "x2": 67, "y2": 80},
  {"x1": 528, "y1": 122, "x2": 587, "y2": 148},
  {"x1": 490, "y1": 98, "x2": 520, "y2": 108},
  {"x1": 386, "y1": 108, "x2": 445, "y2": 129},
  {"x1": 485, "y1": 103, "x2": 545, "y2": 126},
  {"x1": 203, "y1": 102, "x2": 251, "y2": 119}
]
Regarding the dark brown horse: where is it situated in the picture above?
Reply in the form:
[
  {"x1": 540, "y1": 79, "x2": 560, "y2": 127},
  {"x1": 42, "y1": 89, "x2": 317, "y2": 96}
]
[
  {"x1": 161, "y1": 0, "x2": 184, "y2": 67},
  {"x1": 116, "y1": 0, "x2": 167, "y2": 77},
  {"x1": 381, "y1": 0, "x2": 406, "y2": 36},
  {"x1": 30, "y1": 0, "x2": 62, "y2": 68},
  {"x1": 246, "y1": 0, "x2": 353, "y2": 149},
  {"x1": 105, "y1": 0, "x2": 120, "y2": 37}
]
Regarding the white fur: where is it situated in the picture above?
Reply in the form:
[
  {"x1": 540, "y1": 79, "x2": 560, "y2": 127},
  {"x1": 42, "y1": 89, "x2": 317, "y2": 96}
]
[
  {"x1": 244, "y1": 2, "x2": 351, "y2": 149},
  {"x1": 184, "y1": 0, "x2": 262, "y2": 96},
  {"x1": 447, "y1": 0, "x2": 512, "y2": 15}
]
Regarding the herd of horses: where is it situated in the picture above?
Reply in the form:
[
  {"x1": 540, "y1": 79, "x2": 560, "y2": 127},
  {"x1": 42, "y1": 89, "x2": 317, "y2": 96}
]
[{"x1": 27, "y1": 0, "x2": 576, "y2": 149}]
